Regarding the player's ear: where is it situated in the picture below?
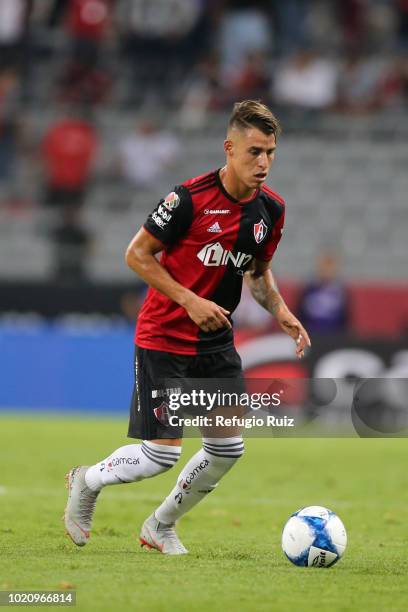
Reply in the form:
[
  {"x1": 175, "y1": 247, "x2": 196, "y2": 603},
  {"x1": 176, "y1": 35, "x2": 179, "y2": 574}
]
[{"x1": 224, "y1": 138, "x2": 233, "y2": 157}]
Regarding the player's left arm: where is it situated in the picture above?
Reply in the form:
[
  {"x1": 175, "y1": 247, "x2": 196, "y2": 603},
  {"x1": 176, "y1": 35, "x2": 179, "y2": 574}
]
[{"x1": 245, "y1": 259, "x2": 311, "y2": 358}]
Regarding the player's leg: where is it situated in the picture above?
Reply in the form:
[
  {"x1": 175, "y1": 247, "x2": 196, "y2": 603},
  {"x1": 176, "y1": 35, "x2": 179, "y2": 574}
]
[
  {"x1": 142, "y1": 347, "x2": 245, "y2": 554},
  {"x1": 64, "y1": 347, "x2": 186, "y2": 546},
  {"x1": 140, "y1": 428, "x2": 244, "y2": 555},
  {"x1": 152, "y1": 433, "x2": 244, "y2": 523},
  {"x1": 64, "y1": 438, "x2": 181, "y2": 546}
]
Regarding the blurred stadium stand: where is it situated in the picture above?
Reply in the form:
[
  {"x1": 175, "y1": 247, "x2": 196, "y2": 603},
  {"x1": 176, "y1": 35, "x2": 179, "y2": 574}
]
[
  {"x1": 0, "y1": 1, "x2": 407, "y2": 413},
  {"x1": 1, "y1": 112, "x2": 407, "y2": 281}
]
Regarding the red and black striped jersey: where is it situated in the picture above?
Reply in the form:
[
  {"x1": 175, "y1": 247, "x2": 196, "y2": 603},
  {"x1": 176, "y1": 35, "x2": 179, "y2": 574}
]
[{"x1": 136, "y1": 169, "x2": 285, "y2": 355}]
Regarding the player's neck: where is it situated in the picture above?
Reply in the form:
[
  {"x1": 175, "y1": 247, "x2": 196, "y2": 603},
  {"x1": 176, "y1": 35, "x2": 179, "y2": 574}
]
[{"x1": 219, "y1": 166, "x2": 256, "y2": 202}]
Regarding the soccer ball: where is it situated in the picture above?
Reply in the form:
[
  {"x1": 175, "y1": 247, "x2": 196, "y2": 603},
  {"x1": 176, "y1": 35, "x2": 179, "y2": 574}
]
[{"x1": 281, "y1": 506, "x2": 347, "y2": 568}]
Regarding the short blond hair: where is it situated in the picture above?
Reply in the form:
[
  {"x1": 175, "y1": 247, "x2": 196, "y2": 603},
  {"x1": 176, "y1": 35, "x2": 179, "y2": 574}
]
[{"x1": 228, "y1": 100, "x2": 281, "y2": 138}]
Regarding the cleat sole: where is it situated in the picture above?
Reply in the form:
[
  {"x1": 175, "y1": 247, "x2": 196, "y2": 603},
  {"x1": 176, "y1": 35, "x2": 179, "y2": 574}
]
[
  {"x1": 139, "y1": 537, "x2": 153, "y2": 550},
  {"x1": 139, "y1": 535, "x2": 164, "y2": 553}
]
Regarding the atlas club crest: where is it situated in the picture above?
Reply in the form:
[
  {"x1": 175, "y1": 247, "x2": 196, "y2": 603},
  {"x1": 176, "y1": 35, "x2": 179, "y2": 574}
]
[
  {"x1": 154, "y1": 401, "x2": 171, "y2": 426},
  {"x1": 254, "y1": 219, "x2": 267, "y2": 244}
]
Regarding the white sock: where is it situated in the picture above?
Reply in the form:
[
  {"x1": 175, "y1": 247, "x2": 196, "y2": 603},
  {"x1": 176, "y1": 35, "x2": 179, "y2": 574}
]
[
  {"x1": 85, "y1": 442, "x2": 182, "y2": 491},
  {"x1": 155, "y1": 436, "x2": 244, "y2": 525}
]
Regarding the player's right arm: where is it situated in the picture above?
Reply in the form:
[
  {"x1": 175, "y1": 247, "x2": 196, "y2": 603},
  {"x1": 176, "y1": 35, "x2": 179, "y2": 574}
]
[{"x1": 125, "y1": 227, "x2": 231, "y2": 333}]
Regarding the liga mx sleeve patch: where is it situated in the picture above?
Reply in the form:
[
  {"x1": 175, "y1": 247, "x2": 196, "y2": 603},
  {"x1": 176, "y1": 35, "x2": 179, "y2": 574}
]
[
  {"x1": 143, "y1": 185, "x2": 193, "y2": 247},
  {"x1": 162, "y1": 192, "x2": 180, "y2": 210}
]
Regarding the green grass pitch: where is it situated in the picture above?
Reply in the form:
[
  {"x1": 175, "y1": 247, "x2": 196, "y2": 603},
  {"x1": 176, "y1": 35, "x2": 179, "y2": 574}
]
[{"x1": 1, "y1": 414, "x2": 408, "y2": 611}]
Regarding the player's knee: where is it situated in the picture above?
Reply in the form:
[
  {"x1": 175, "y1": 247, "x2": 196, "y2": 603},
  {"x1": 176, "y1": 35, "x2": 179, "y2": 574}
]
[{"x1": 150, "y1": 438, "x2": 183, "y2": 447}]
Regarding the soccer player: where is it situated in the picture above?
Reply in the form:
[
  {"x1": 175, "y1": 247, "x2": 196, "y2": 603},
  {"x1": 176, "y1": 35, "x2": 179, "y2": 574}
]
[{"x1": 64, "y1": 100, "x2": 311, "y2": 555}]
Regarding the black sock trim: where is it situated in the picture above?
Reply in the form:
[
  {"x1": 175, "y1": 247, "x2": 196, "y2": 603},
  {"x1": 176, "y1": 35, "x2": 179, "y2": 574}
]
[
  {"x1": 142, "y1": 443, "x2": 181, "y2": 457},
  {"x1": 203, "y1": 441, "x2": 244, "y2": 450},
  {"x1": 203, "y1": 447, "x2": 244, "y2": 459},
  {"x1": 142, "y1": 443, "x2": 181, "y2": 462},
  {"x1": 141, "y1": 446, "x2": 173, "y2": 469}
]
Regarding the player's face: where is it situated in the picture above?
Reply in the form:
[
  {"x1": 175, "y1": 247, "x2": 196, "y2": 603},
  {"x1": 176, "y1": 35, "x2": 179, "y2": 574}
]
[{"x1": 226, "y1": 128, "x2": 277, "y2": 190}]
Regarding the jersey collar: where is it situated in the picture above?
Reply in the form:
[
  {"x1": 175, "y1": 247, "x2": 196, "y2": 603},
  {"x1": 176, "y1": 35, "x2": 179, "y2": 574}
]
[{"x1": 215, "y1": 168, "x2": 259, "y2": 204}]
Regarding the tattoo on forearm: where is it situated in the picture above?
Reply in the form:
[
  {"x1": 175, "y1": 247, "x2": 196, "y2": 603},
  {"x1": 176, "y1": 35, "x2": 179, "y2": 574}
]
[{"x1": 247, "y1": 274, "x2": 284, "y2": 315}]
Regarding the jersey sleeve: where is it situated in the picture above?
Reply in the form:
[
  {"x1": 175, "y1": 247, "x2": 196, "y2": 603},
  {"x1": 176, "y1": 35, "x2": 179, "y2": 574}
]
[
  {"x1": 257, "y1": 204, "x2": 285, "y2": 262},
  {"x1": 143, "y1": 185, "x2": 193, "y2": 248}
]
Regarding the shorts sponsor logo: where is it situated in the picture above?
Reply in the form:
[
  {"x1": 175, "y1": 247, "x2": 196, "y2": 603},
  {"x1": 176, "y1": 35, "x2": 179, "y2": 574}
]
[
  {"x1": 162, "y1": 192, "x2": 180, "y2": 210},
  {"x1": 254, "y1": 219, "x2": 267, "y2": 244},
  {"x1": 178, "y1": 459, "x2": 209, "y2": 491},
  {"x1": 151, "y1": 387, "x2": 181, "y2": 399},
  {"x1": 197, "y1": 242, "x2": 252, "y2": 268},
  {"x1": 204, "y1": 209, "x2": 231, "y2": 215}
]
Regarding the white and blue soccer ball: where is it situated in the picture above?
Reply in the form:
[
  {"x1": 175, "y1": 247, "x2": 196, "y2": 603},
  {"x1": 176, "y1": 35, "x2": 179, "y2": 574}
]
[{"x1": 282, "y1": 506, "x2": 347, "y2": 568}]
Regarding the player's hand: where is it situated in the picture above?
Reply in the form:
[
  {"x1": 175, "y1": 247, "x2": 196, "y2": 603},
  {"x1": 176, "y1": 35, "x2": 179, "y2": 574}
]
[
  {"x1": 183, "y1": 295, "x2": 232, "y2": 333},
  {"x1": 275, "y1": 307, "x2": 311, "y2": 359}
]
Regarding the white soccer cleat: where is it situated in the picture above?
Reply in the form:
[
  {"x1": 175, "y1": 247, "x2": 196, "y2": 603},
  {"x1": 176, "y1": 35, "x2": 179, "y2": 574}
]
[
  {"x1": 64, "y1": 466, "x2": 100, "y2": 546},
  {"x1": 139, "y1": 513, "x2": 188, "y2": 555}
]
